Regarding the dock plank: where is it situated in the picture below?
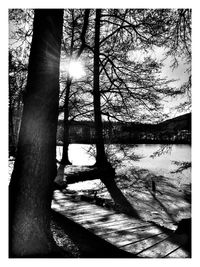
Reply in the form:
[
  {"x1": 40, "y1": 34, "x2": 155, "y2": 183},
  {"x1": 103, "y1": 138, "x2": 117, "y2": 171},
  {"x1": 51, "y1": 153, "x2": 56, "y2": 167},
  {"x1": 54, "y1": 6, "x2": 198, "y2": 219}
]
[
  {"x1": 164, "y1": 246, "x2": 189, "y2": 258},
  {"x1": 137, "y1": 236, "x2": 189, "y2": 258},
  {"x1": 52, "y1": 190, "x2": 190, "y2": 258}
]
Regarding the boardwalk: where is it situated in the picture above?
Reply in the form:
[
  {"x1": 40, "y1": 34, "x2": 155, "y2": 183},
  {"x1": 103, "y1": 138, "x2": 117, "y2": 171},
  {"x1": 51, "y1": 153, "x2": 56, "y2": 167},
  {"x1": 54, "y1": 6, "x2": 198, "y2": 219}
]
[{"x1": 52, "y1": 190, "x2": 190, "y2": 258}]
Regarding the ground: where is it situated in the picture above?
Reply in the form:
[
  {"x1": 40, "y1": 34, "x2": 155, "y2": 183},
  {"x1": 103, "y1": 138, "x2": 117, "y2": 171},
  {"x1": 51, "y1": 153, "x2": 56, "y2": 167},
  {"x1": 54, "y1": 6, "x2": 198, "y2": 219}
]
[{"x1": 9, "y1": 158, "x2": 191, "y2": 257}]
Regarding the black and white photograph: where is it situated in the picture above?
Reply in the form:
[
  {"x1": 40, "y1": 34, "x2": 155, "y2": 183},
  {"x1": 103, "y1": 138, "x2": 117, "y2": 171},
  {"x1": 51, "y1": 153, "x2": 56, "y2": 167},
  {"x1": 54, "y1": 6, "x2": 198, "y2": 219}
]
[{"x1": 7, "y1": 4, "x2": 193, "y2": 260}]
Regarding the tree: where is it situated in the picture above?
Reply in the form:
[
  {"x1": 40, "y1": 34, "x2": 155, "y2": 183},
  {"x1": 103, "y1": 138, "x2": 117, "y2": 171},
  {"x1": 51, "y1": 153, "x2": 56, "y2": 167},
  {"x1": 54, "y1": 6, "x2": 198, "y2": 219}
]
[
  {"x1": 60, "y1": 75, "x2": 72, "y2": 165},
  {"x1": 9, "y1": 52, "x2": 23, "y2": 156},
  {"x1": 9, "y1": 10, "x2": 33, "y2": 156},
  {"x1": 60, "y1": 9, "x2": 90, "y2": 165},
  {"x1": 89, "y1": 9, "x2": 140, "y2": 218},
  {"x1": 93, "y1": 9, "x2": 109, "y2": 166},
  {"x1": 91, "y1": 9, "x2": 178, "y2": 163},
  {"x1": 9, "y1": 9, "x2": 65, "y2": 257},
  {"x1": 84, "y1": 8, "x2": 191, "y2": 217},
  {"x1": 164, "y1": 9, "x2": 191, "y2": 113}
]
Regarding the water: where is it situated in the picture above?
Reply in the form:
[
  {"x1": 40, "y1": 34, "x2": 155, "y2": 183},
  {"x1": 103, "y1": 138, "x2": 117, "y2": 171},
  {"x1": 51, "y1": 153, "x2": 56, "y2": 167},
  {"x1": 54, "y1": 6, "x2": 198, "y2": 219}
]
[
  {"x1": 57, "y1": 144, "x2": 96, "y2": 165},
  {"x1": 129, "y1": 144, "x2": 191, "y2": 180},
  {"x1": 57, "y1": 144, "x2": 191, "y2": 184}
]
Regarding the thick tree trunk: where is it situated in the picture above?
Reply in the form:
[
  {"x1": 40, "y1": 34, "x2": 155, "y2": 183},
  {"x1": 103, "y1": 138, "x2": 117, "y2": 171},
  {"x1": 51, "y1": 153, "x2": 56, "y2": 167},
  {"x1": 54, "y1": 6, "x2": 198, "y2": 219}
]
[
  {"x1": 61, "y1": 78, "x2": 72, "y2": 165},
  {"x1": 9, "y1": 9, "x2": 64, "y2": 257},
  {"x1": 93, "y1": 9, "x2": 108, "y2": 166}
]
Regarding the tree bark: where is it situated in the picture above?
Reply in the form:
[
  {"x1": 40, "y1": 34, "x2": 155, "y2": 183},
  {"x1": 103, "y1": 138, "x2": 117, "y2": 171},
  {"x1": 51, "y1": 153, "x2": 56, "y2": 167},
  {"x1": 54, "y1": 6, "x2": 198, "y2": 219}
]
[
  {"x1": 93, "y1": 9, "x2": 108, "y2": 166},
  {"x1": 9, "y1": 9, "x2": 64, "y2": 257}
]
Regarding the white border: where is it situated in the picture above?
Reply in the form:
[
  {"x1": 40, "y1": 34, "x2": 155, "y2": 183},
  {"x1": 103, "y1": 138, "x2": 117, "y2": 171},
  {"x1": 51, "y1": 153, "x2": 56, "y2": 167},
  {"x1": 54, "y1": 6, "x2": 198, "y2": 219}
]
[
  {"x1": 4, "y1": 0, "x2": 194, "y2": 9},
  {"x1": 2, "y1": 1, "x2": 199, "y2": 267}
]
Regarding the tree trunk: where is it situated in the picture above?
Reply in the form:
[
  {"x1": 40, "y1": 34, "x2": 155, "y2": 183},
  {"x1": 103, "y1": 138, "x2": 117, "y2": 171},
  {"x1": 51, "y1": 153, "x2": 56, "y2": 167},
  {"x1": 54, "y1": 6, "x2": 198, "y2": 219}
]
[
  {"x1": 100, "y1": 168, "x2": 140, "y2": 218},
  {"x1": 61, "y1": 77, "x2": 72, "y2": 165},
  {"x1": 93, "y1": 9, "x2": 108, "y2": 166},
  {"x1": 92, "y1": 10, "x2": 140, "y2": 217},
  {"x1": 9, "y1": 9, "x2": 64, "y2": 257},
  {"x1": 60, "y1": 9, "x2": 90, "y2": 166},
  {"x1": 9, "y1": 106, "x2": 17, "y2": 157}
]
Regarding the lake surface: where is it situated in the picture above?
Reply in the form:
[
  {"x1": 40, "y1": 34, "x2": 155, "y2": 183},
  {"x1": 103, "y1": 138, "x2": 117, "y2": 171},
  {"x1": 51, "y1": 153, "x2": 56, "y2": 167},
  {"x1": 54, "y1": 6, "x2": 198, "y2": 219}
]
[{"x1": 57, "y1": 144, "x2": 191, "y2": 184}]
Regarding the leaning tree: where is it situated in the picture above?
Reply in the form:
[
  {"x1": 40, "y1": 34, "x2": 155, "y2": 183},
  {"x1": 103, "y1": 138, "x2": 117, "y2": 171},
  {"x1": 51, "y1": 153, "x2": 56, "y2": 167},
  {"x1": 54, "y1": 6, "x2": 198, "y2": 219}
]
[{"x1": 85, "y1": 8, "x2": 191, "y2": 216}]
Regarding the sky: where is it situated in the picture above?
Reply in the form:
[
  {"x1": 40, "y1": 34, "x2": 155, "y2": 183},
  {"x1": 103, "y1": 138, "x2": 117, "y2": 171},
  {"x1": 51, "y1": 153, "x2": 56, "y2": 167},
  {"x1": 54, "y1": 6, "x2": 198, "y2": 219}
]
[
  {"x1": 8, "y1": 8, "x2": 191, "y2": 123},
  {"x1": 129, "y1": 46, "x2": 191, "y2": 119}
]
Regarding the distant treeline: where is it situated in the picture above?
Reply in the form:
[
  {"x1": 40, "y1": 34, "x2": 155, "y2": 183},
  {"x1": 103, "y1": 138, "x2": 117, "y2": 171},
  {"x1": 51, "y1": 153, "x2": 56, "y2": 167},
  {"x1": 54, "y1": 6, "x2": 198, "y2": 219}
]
[{"x1": 57, "y1": 113, "x2": 191, "y2": 145}]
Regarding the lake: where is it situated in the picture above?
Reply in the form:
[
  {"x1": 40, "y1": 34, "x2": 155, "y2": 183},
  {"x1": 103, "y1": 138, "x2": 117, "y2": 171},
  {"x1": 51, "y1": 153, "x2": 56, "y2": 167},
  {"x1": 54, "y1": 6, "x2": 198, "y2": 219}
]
[{"x1": 57, "y1": 144, "x2": 191, "y2": 185}]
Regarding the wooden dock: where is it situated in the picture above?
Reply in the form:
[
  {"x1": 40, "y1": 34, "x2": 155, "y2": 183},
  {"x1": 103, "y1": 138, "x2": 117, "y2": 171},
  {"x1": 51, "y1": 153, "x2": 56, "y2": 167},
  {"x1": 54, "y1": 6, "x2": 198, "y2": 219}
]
[{"x1": 52, "y1": 190, "x2": 190, "y2": 258}]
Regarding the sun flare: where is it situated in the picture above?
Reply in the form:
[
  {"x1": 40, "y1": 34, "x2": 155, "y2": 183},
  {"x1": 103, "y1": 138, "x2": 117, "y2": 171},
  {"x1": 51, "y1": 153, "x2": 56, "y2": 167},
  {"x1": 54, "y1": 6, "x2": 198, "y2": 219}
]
[{"x1": 60, "y1": 59, "x2": 85, "y2": 80}]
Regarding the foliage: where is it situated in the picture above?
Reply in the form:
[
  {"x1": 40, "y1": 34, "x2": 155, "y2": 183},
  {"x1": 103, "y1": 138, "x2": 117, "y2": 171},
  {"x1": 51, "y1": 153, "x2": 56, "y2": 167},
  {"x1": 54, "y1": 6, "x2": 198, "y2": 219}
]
[
  {"x1": 9, "y1": 9, "x2": 192, "y2": 146},
  {"x1": 150, "y1": 145, "x2": 173, "y2": 158},
  {"x1": 9, "y1": 9, "x2": 191, "y2": 126},
  {"x1": 9, "y1": 9, "x2": 34, "y2": 120},
  {"x1": 171, "y1": 161, "x2": 191, "y2": 173}
]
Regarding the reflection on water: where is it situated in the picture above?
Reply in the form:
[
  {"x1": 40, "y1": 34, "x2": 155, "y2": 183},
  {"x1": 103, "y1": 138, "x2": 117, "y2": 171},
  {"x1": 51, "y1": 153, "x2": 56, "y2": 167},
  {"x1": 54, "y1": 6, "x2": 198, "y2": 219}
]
[{"x1": 57, "y1": 144, "x2": 191, "y2": 184}]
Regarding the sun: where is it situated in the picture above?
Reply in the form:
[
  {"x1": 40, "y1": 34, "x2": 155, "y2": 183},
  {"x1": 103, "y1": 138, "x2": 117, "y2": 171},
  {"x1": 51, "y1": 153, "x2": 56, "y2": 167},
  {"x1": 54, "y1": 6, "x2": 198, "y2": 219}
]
[{"x1": 60, "y1": 59, "x2": 85, "y2": 80}]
